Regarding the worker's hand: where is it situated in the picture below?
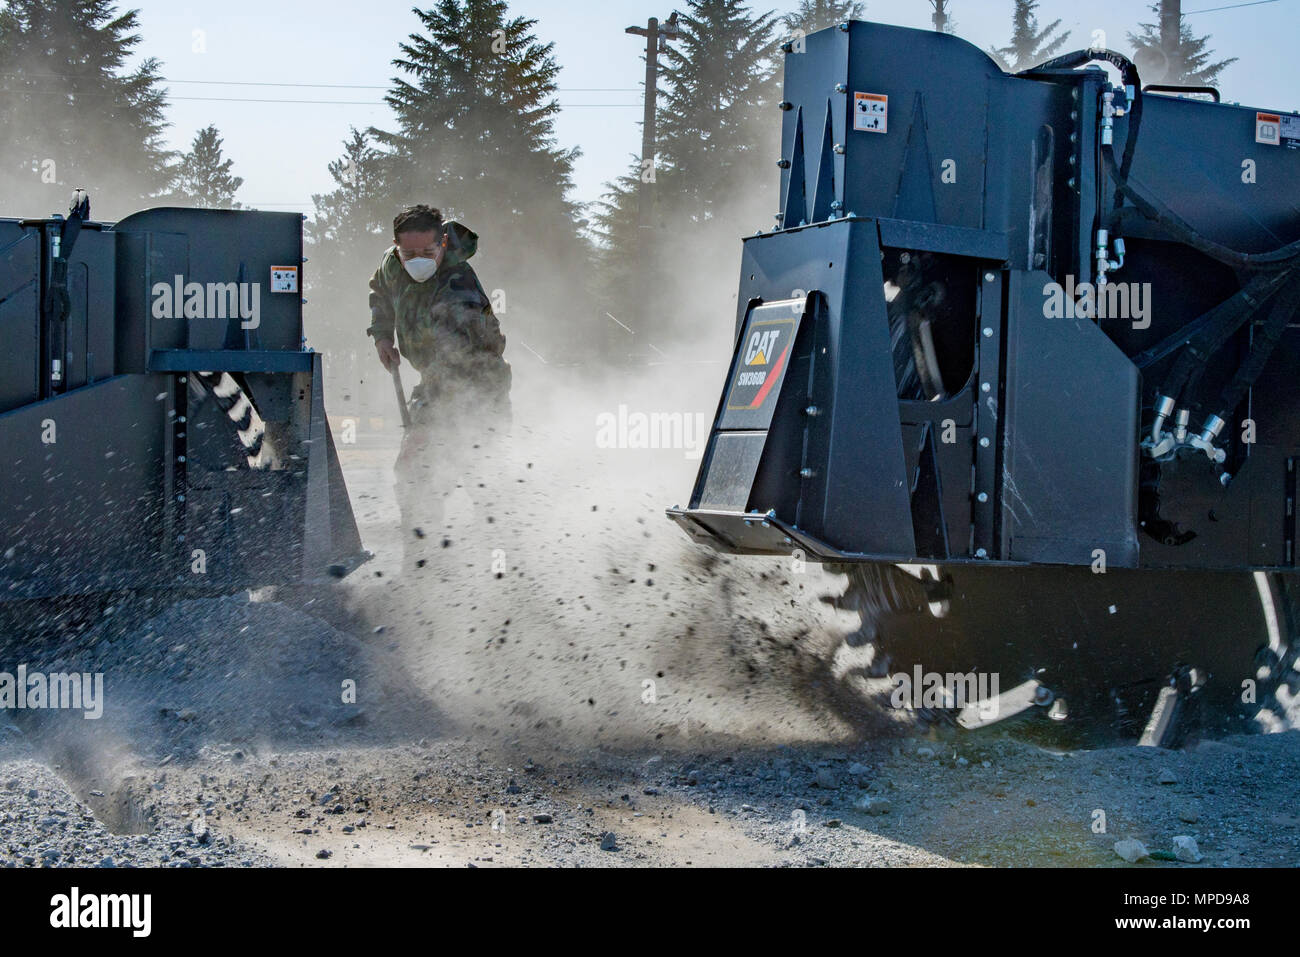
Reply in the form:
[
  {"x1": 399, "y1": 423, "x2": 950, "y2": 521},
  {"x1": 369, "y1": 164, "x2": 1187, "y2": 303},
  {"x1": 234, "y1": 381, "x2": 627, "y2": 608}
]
[{"x1": 376, "y1": 337, "x2": 400, "y2": 372}]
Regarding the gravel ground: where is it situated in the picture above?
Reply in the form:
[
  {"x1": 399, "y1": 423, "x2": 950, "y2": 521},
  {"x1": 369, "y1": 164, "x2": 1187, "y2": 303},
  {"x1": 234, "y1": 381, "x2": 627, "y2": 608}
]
[{"x1": 0, "y1": 360, "x2": 1296, "y2": 867}]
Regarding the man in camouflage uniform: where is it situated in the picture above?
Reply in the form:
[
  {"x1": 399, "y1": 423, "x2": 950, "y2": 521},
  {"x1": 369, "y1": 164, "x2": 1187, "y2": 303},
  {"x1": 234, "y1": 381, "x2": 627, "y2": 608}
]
[{"x1": 367, "y1": 205, "x2": 510, "y2": 566}]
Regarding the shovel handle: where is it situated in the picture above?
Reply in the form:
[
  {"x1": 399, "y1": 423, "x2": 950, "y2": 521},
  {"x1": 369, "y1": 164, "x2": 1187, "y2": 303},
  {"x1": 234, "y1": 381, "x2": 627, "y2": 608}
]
[{"x1": 391, "y1": 365, "x2": 412, "y2": 428}]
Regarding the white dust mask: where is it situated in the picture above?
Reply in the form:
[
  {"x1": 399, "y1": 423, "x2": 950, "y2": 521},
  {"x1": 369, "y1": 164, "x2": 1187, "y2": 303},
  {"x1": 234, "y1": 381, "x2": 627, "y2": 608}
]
[{"x1": 403, "y1": 257, "x2": 438, "y2": 282}]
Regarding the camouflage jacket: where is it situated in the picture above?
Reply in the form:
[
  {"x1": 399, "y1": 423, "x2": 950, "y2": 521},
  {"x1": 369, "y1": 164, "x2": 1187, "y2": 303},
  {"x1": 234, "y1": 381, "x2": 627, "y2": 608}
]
[{"x1": 366, "y1": 221, "x2": 509, "y2": 402}]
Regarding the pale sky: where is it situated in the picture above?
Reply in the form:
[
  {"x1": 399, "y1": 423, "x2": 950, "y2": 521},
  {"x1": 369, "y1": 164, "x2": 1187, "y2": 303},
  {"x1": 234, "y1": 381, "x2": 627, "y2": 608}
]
[{"x1": 114, "y1": 0, "x2": 1298, "y2": 216}]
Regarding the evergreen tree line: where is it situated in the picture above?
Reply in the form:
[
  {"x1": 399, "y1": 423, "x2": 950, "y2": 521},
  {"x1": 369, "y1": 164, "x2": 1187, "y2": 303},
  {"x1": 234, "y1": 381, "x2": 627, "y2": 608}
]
[{"x1": 0, "y1": 0, "x2": 1241, "y2": 361}]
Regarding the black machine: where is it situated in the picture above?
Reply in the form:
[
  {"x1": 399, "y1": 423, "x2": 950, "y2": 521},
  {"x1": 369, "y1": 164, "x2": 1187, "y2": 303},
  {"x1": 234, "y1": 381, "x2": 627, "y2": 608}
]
[
  {"x1": 0, "y1": 200, "x2": 363, "y2": 606},
  {"x1": 670, "y1": 20, "x2": 1300, "y2": 741}
]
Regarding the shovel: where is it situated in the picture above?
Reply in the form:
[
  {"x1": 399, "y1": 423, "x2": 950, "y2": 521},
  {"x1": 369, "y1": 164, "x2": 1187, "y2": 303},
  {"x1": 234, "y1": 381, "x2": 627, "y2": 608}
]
[{"x1": 390, "y1": 364, "x2": 412, "y2": 429}]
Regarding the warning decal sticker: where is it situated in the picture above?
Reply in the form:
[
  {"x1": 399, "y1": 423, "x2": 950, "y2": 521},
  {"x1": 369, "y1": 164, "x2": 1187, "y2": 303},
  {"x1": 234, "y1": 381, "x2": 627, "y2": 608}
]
[
  {"x1": 270, "y1": 265, "x2": 299, "y2": 293},
  {"x1": 1257, "y1": 113, "x2": 1281, "y2": 145},
  {"x1": 1284, "y1": 114, "x2": 1300, "y2": 149},
  {"x1": 1256, "y1": 112, "x2": 1300, "y2": 148},
  {"x1": 854, "y1": 92, "x2": 888, "y2": 133}
]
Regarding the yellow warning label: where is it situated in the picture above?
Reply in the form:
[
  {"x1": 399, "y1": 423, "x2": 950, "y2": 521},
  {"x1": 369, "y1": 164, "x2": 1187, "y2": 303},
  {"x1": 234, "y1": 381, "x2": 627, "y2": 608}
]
[{"x1": 854, "y1": 92, "x2": 888, "y2": 133}]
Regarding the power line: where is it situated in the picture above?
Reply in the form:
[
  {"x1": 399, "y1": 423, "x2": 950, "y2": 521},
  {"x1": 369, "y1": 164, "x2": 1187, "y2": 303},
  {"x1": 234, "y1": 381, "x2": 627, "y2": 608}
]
[
  {"x1": 0, "y1": 88, "x2": 638, "y2": 107},
  {"x1": 1185, "y1": 0, "x2": 1281, "y2": 12},
  {"x1": 0, "y1": 71, "x2": 636, "y2": 92}
]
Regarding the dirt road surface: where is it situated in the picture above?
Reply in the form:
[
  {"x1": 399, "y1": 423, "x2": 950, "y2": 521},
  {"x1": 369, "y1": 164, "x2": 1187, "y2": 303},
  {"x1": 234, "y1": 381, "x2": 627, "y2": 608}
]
[{"x1": 2, "y1": 361, "x2": 1297, "y2": 867}]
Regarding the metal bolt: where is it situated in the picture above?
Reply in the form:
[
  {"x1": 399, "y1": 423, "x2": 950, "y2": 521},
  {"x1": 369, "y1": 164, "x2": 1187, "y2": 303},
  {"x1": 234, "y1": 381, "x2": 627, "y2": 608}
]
[
  {"x1": 779, "y1": 100, "x2": 793, "y2": 111},
  {"x1": 982, "y1": 327, "x2": 993, "y2": 338},
  {"x1": 975, "y1": 547, "x2": 988, "y2": 558},
  {"x1": 834, "y1": 83, "x2": 847, "y2": 93},
  {"x1": 833, "y1": 143, "x2": 845, "y2": 154},
  {"x1": 981, "y1": 382, "x2": 991, "y2": 393},
  {"x1": 976, "y1": 492, "x2": 988, "y2": 503},
  {"x1": 799, "y1": 467, "x2": 815, "y2": 478},
  {"x1": 980, "y1": 437, "x2": 991, "y2": 448},
  {"x1": 804, "y1": 406, "x2": 820, "y2": 416},
  {"x1": 984, "y1": 272, "x2": 996, "y2": 282},
  {"x1": 839, "y1": 21, "x2": 850, "y2": 31},
  {"x1": 777, "y1": 159, "x2": 791, "y2": 169}
]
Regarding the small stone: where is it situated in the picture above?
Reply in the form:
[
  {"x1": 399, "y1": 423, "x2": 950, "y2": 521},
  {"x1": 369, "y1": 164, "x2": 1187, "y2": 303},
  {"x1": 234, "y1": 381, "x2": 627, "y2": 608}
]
[
  {"x1": 847, "y1": 762, "x2": 870, "y2": 777},
  {"x1": 1172, "y1": 835, "x2": 1203, "y2": 863},
  {"x1": 1157, "y1": 768, "x2": 1177, "y2": 785},
  {"x1": 1178, "y1": 808, "x2": 1200, "y2": 824},
  {"x1": 599, "y1": 831, "x2": 618, "y2": 851},
  {"x1": 642, "y1": 787, "x2": 659, "y2": 796},
  {"x1": 532, "y1": 813, "x2": 553, "y2": 824},
  {"x1": 315, "y1": 849, "x2": 332, "y2": 859},
  {"x1": 1113, "y1": 838, "x2": 1149, "y2": 863},
  {"x1": 916, "y1": 746, "x2": 935, "y2": 759},
  {"x1": 814, "y1": 769, "x2": 839, "y2": 789},
  {"x1": 824, "y1": 819, "x2": 842, "y2": 828},
  {"x1": 854, "y1": 795, "x2": 891, "y2": 816}
]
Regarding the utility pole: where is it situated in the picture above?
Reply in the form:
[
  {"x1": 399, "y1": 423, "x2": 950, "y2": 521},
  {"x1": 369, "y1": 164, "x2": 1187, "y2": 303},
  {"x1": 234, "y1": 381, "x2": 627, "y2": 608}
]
[
  {"x1": 623, "y1": 13, "x2": 681, "y2": 342},
  {"x1": 625, "y1": 13, "x2": 680, "y2": 230},
  {"x1": 1159, "y1": 0, "x2": 1181, "y2": 59},
  {"x1": 930, "y1": 0, "x2": 949, "y2": 33}
]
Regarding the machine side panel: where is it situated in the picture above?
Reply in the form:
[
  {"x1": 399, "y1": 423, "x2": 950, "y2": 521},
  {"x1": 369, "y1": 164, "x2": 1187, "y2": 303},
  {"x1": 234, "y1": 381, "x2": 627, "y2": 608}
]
[{"x1": 1001, "y1": 270, "x2": 1141, "y2": 566}]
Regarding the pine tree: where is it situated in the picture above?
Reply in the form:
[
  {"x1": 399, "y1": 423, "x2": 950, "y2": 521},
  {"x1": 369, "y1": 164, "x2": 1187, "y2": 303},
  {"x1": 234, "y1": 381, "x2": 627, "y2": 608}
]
[
  {"x1": 781, "y1": 0, "x2": 866, "y2": 38},
  {"x1": 989, "y1": 0, "x2": 1071, "y2": 72},
  {"x1": 368, "y1": 0, "x2": 594, "y2": 359},
  {"x1": 1128, "y1": 1, "x2": 1236, "y2": 87},
  {"x1": 172, "y1": 125, "x2": 243, "y2": 209},
  {"x1": 642, "y1": 0, "x2": 779, "y2": 342},
  {"x1": 305, "y1": 129, "x2": 388, "y2": 356},
  {"x1": 0, "y1": 0, "x2": 174, "y2": 219},
  {"x1": 592, "y1": 0, "x2": 781, "y2": 346},
  {"x1": 588, "y1": 160, "x2": 649, "y2": 356},
  {"x1": 656, "y1": 0, "x2": 779, "y2": 228}
]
